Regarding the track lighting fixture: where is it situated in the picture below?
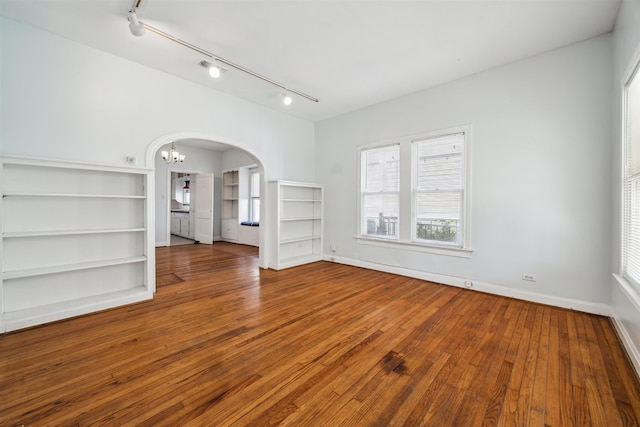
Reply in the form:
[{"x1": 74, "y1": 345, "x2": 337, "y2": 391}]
[
  {"x1": 125, "y1": 1, "x2": 319, "y2": 105},
  {"x1": 283, "y1": 92, "x2": 293, "y2": 106},
  {"x1": 199, "y1": 60, "x2": 225, "y2": 79},
  {"x1": 127, "y1": 11, "x2": 145, "y2": 37},
  {"x1": 209, "y1": 64, "x2": 221, "y2": 79}
]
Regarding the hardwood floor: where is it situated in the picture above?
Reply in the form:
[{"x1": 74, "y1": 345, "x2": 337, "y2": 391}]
[{"x1": 1, "y1": 242, "x2": 639, "y2": 426}]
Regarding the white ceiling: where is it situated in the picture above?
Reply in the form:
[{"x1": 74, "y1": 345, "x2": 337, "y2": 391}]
[{"x1": 1, "y1": 0, "x2": 621, "y2": 123}]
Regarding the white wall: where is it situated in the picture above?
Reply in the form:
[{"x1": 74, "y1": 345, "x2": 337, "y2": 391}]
[
  {"x1": 0, "y1": 18, "x2": 315, "y2": 180},
  {"x1": 610, "y1": 0, "x2": 640, "y2": 374},
  {"x1": 154, "y1": 143, "x2": 223, "y2": 245},
  {"x1": 1, "y1": 17, "x2": 316, "y2": 268},
  {"x1": 316, "y1": 35, "x2": 613, "y2": 311},
  {"x1": 222, "y1": 149, "x2": 258, "y2": 171}
]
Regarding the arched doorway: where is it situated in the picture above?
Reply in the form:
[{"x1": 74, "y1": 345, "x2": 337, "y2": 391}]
[{"x1": 146, "y1": 132, "x2": 268, "y2": 269}]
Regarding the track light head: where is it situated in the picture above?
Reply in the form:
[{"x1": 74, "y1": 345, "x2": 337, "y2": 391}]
[
  {"x1": 200, "y1": 60, "x2": 225, "y2": 79},
  {"x1": 208, "y1": 64, "x2": 222, "y2": 78},
  {"x1": 127, "y1": 11, "x2": 146, "y2": 37},
  {"x1": 283, "y1": 92, "x2": 293, "y2": 106}
]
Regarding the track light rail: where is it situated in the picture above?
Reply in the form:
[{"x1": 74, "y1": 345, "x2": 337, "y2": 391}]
[{"x1": 127, "y1": 1, "x2": 319, "y2": 104}]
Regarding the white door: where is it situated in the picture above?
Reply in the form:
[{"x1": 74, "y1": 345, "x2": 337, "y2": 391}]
[{"x1": 194, "y1": 173, "x2": 214, "y2": 244}]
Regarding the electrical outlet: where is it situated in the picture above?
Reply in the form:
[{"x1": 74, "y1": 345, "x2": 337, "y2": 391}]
[
  {"x1": 330, "y1": 243, "x2": 337, "y2": 252},
  {"x1": 522, "y1": 274, "x2": 536, "y2": 282},
  {"x1": 464, "y1": 281, "x2": 473, "y2": 288}
]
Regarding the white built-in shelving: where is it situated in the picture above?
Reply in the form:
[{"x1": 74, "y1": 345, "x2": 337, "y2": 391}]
[
  {"x1": 270, "y1": 181, "x2": 323, "y2": 270},
  {"x1": 0, "y1": 156, "x2": 154, "y2": 332},
  {"x1": 221, "y1": 170, "x2": 239, "y2": 241}
]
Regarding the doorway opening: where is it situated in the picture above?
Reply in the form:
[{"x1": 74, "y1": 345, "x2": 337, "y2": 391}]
[
  {"x1": 168, "y1": 170, "x2": 203, "y2": 246},
  {"x1": 148, "y1": 133, "x2": 268, "y2": 269}
]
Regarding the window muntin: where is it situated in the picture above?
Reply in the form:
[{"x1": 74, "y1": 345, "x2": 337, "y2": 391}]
[
  {"x1": 413, "y1": 133, "x2": 465, "y2": 246},
  {"x1": 360, "y1": 144, "x2": 400, "y2": 239},
  {"x1": 623, "y1": 60, "x2": 640, "y2": 290}
]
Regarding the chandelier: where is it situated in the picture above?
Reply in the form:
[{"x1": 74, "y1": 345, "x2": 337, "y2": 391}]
[{"x1": 161, "y1": 143, "x2": 185, "y2": 164}]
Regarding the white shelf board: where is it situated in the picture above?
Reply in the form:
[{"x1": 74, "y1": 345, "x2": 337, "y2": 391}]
[
  {"x1": 2, "y1": 192, "x2": 146, "y2": 199},
  {"x1": 3, "y1": 256, "x2": 147, "y2": 280},
  {"x1": 3, "y1": 228, "x2": 146, "y2": 238},
  {"x1": 280, "y1": 216, "x2": 322, "y2": 222},
  {"x1": 281, "y1": 198, "x2": 322, "y2": 202},
  {"x1": 280, "y1": 235, "x2": 321, "y2": 244}
]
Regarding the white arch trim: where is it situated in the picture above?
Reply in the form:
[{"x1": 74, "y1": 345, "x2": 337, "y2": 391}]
[{"x1": 145, "y1": 131, "x2": 264, "y2": 169}]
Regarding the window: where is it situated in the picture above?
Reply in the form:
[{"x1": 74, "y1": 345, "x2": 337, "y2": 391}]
[
  {"x1": 622, "y1": 59, "x2": 640, "y2": 289},
  {"x1": 249, "y1": 168, "x2": 260, "y2": 222},
  {"x1": 358, "y1": 126, "x2": 471, "y2": 256},
  {"x1": 360, "y1": 144, "x2": 400, "y2": 239},
  {"x1": 413, "y1": 133, "x2": 465, "y2": 246}
]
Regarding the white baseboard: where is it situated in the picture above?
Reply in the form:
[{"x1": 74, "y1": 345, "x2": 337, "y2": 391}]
[
  {"x1": 611, "y1": 315, "x2": 640, "y2": 378},
  {"x1": 155, "y1": 241, "x2": 168, "y2": 247},
  {"x1": 323, "y1": 254, "x2": 611, "y2": 316},
  {"x1": 611, "y1": 275, "x2": 640, "y2": 377},
  {"x1": 2, "y1": 288, "x2": 153, "y2": 332}
]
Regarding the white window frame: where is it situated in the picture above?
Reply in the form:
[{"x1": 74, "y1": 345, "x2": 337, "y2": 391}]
[
  {"x1": 411, "y1": 132, "x2": 467, "y2": 248},
  {"x1": 359, "y1": 143, "x2": 401, "y2": 240},
  {"x1": 356, "y1": 125, "x2": 472, "y2": 258},
  {"x1": 621, "y1": 50, "x2": 640, "y2": 292},
  {"x1": 249, "y1": 167, "x2": 260, "y2": 223}
]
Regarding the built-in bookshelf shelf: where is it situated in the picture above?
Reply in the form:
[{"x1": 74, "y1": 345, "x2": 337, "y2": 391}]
[
  {"x1": 280, "y1": 217, "x2": 322, "y2": 221},
  {"x1": 3, "y1": 256, "x2": 147, "y2": 280},
  {"x1": 3, "y1": 228, "x2": 147, "y2": 238},
  {"x1": 3, "y1": 192, "x2": 147, "y2": 199},
  {"x1": 0, "y1": 156, "x2": 154, "y2": 333},
  {"x1": 270, "y1": 181, "x2": 323, "y2": 270},
  {"x1": 280, "y1": 235, "x2": 322, "y2": 245},
  {"x1": 221, "y1": 170, "x2": 240, "y2": 241}
]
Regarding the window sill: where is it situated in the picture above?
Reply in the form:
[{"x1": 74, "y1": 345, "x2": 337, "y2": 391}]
[{"x1": 355, "y1": 236, "x2": 473, "y2": 258}]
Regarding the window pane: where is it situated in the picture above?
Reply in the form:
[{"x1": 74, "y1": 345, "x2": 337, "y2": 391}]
[
  {"x1": 624, "y1": 65, "x2": 640, "y2": 288},
  {"x1": 363, "y1": 145, "x2": 399, "y2": 192},
  {"x1": 413, "y1": 133, "x2": 465, "y2": 245},
  {"x1": 417, "y1": 154, "x2": 462, "y2": 191},
  {"x1": 362, "y1": 194, "x2": 399, "y2": 238},
  {"x1": 251, "y1": 199, "x2": 260, "y2": 222},
  {"x1": 628, "y1": 69, "x2": 640, "y2": 178},
  {"x1": 250, "y1": 172, "x2": 260, "y2": 197},
  {"x1": 415, "y1": 192, "x2": 460, "y2": 243},
  {"x1": 415, "y1": 192, "x2": 461, "y2": 220},
  {"x1": 415, "y1": 134, "x2": 464, "y2": 191},
  {"x1": 361, "y1": 144, "x2": 400, "y2": 239}
]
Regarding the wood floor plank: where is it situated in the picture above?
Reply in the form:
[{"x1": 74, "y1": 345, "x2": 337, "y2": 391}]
[
  {"x1": 528, "y1": 305, "x2": 550, "y2": 427},
  {"x1": 545, "y1": 307, "x2": 562, "y2": 427},
  {"x1": 0, "y1": 243, "x2": 639, "y2": 426}
]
